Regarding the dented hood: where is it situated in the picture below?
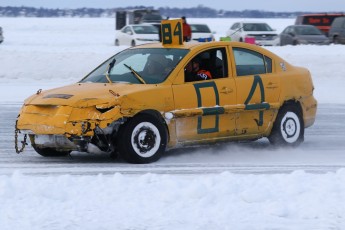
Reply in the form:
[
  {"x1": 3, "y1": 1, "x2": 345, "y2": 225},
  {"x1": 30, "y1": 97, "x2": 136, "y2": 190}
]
[{"x1": 24, "y1": 83, "x2": 157, "y2": 108}]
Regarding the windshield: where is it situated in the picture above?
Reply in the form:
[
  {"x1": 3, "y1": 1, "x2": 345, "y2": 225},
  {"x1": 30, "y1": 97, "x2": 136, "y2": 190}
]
[
  {"x1": 80, "y1": 48, "x2": 189, "y2": 84},
  {"x1": 243, "y1": 23, "x2": 273, "y2": 31},
  {"x1": 295, "y1": 26, "x2": 323, "y2": 35},
  {"x1": 133, "y1": 25, "x2": 158, "y2": 34},
  {"x1": 191, "y1": 24, "x2": 211, "y2": 33},
  {"x1": 142, "y1": 14, "x2": 163, "y2": 22}
]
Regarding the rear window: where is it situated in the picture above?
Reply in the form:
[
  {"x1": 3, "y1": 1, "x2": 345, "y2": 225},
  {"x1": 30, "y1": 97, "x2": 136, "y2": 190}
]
[
  {"x1": 190, "y1": 24, "x2": 211, "y2": 33},
  {"x1": 332, "y1": 17, "x2": 345, "y2": 28}
]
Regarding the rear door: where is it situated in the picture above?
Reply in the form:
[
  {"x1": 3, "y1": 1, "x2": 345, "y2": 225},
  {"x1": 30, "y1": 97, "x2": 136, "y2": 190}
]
[{"x1": 230, "y1": 46, "x2": 281, "y2": 136}]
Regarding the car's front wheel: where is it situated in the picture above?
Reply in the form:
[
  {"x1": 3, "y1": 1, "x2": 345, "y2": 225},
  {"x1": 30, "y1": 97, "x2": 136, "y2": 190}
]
[
  {"x1": 268, "y1": 104, "x2": 304, "y2": 146},
  {"x1": 117, "y1": 114, "x2": 167, "y2": 164},
  {"x1": 115, "y1": 39, "x2": 120, "y2": 46}
]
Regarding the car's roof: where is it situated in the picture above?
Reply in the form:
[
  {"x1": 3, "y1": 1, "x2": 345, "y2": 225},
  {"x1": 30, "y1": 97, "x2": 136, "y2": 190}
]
[
  {"x1": 128, "y1": 41, "x2": 206, "y2": 49},
  {"x1": 298, "y1": 13, "x2": 345, "y2": 16},
  {"x1": 236, "y1": 21, "x2": 268, "y2": 24},
  {"x1": 129, "y1": 40, "x2": 267, "y2": 50},
  {"x1": 127, "y1": 24, "x2": 156, "y2": 27},
  {"x1": 190, "y1": 23, "x2": 209, "y2": 26},
  {"x1": 289, "y1": 25, "x2": 317, "y2": 28}
]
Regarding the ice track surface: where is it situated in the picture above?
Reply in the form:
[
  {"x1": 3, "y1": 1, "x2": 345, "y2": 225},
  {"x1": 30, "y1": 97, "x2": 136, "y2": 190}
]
[{"x1": 1, "y1": 103, "x2": 345, "y2": 176}]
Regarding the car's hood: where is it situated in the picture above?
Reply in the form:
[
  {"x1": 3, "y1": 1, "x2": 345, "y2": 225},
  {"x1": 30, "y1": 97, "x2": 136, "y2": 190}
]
[
  {"x1": 245, "y1": 31, "x2": 278, "y2": 36},
  {"x1": 24, "y1": 82, "x2": 158, "y2": 108}
]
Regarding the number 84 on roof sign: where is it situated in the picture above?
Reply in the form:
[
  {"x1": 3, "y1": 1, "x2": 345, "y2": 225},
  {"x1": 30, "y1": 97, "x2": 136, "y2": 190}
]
[{"x1": 161, "y1": 19, "x2": 183, "y2": 46}]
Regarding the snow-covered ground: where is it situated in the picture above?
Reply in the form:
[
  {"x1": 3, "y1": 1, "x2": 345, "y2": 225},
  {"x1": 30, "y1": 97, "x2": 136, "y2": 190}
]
[{"x1": 1, "y1": 17, "x2": 345, "y2": 229}]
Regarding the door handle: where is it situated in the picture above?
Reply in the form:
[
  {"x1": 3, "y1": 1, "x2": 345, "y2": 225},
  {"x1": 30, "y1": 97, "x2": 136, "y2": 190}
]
[
  {"x1": 266, "y1": 82, "x2": 278, "y2": 89},
  {"x1": 220, "y1": 87, "x2": 233, "y2": 94}
]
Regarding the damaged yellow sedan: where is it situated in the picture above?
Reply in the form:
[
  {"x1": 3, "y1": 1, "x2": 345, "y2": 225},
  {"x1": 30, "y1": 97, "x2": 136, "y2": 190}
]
[{"x1": 15, "y1": 20, "x2": 317, "y2": 163}]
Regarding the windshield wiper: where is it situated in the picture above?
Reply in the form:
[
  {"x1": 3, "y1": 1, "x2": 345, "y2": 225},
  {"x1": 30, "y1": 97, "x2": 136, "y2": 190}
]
[
  {"x1": 123, "y1": 64, "x2": 146, "y2": 84},
  {"x1": 105, "y1": 59, "x2": 116, "y2": 84}
]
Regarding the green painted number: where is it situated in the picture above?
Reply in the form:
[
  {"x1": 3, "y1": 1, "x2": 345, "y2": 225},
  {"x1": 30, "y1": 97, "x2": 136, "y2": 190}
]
[
  {"x1": 161, "y1": 24, "x2": 172, "y2": 44},
  {"x1": 244, "y1": 75, "x2": 270, "y2": 126},
  {"x1": 173, "y1": 22, "x2": 183, "y2": 45}
]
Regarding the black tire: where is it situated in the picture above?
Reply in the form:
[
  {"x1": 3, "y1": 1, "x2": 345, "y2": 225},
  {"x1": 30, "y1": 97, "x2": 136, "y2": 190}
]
[
  {"x1": 32, "y1": 145, "x2": 70, "y2": 157},
  {"x1": 239, "y1": 37, "x2": 243, "y2": 42},
  {"x1": 117, "y1": 114, "x2": 167, "y2": 164},
  {"x1": 268, "y1": 104, "x2": 304, "y2": 146},
  {"x1": 333, "y1": 36, "x2": 339, "y2": 44},
  {"x1": 115, "y1": 39, "x2": 119, "y2": 46},
  {"x1": 131, "y1": 40, "x2": 136, "y2": 46}
]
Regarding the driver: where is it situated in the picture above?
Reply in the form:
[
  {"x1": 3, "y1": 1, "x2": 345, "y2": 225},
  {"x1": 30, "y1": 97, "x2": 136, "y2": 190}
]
[
  {"x1": 143, "y1": 54, "x2": 170, "y2": 83},
  {"x1": 185, "y1": 57, "x2": 212, "y2": 82}
]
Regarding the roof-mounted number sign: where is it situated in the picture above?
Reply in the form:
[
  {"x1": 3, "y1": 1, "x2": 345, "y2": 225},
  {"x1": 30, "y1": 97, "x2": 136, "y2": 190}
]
[{"x1": 161, "y1": 19, "x2": 183, "y2": 46}]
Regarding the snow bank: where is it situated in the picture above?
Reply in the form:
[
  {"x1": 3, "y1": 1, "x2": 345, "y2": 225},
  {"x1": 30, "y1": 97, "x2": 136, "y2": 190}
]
[{"x1": 1, "y1": 170, "x2": 345, "y2": 230}]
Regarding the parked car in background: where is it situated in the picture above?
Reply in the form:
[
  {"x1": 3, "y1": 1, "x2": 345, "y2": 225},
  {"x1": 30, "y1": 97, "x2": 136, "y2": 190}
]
[
  {"x1": 226, "y1": 21, "x2": 279, "y2": 46},
  {"x1": 0, "y1": 27, "x2": 3, "y2": 44},
  {"x1": 190, "y1": 24, "x2": 215, "y2": 42},
  {"x1": 115, "y1": 24, "x2": 159, "y2": 46},
  {"x1": 295, "y1": 13, "x2": 345, "y2": 36},
  {"x1": 280, "y1": 25, "x2": 330, "y2": 45},
  {"x1": 329, "y1": 17, "x2": 345, "y2": 44}
]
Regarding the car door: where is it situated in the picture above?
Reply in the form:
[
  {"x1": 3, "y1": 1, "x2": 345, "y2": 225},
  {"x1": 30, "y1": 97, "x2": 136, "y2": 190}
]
[
  {"x1": 341, "y1": 19, "x2": 345, "y2": 43},
  {"x1": 280, "y1": 27, "x2": 289, "y2": 45},
  {"x1": 231, "y1": 47, "x2": 281, "y2": 136},
  {"x1": 281, "y1": 27, "x2": 294, "y2": 45},
  {"x1": 228, "y1": 23, "x2": 241, "y2": 41},
  {"x1": 172, "y1": 47, "x2": 237, "y2": 143},
  {"x1": 118, "y1": 26, "x2": 133, "y2": 46}
]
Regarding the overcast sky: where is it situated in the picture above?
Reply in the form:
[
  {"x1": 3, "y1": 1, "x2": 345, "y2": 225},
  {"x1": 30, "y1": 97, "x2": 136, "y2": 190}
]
[{"x1": 1, "y1": 0, "x2": 345, "y2": 12}]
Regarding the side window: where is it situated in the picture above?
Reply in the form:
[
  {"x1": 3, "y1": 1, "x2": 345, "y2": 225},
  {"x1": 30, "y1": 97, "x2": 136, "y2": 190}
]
[
  {"x1": 121, "y1": 26, "x2": 127, "y2": 33},
  {"x1": 184, "y1": 48, "x2": 228, "y2": 82},
  {"x1": 264, "y1": 56, "x2": 272, "y2": 73},
  {"x1": 233, "y1": 48, "x2": 267, "y2": 76},
  {"x1": 286, "y1": 27, "x2": 293, "y2": 34},
  {"x1": 231, "y1": 23, "x2": 239, "y2": 30},
  {"x1": 123, "y1": 27, "x2": 132, "y2": 34}
]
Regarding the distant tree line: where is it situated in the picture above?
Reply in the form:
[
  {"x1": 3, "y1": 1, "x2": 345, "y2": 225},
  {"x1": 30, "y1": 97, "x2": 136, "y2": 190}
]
[{"x1": 0, "y1": 5, "x2": 339, "y2": 18}]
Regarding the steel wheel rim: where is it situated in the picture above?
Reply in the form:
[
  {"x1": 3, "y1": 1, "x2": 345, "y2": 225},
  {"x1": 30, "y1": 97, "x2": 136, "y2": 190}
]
[
  {"x1": 131, "y1": 122, "x2": 160, "y2": 158},
  {"x1": 280, "y1": 112, "x2": 300, "y2": 143}
]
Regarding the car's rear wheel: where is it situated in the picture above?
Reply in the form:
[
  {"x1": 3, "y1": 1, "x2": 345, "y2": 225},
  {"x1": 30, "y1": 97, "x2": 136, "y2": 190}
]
[
  {"x1": 115, "y1": 39, "x2": 119, "y2": 46},
  {"x1": 32, "y1": 145, "x2": 71, "y2": 157},
  {"x1": 117, "y1": 114, "x2": 167, "y2": 164},
  {"x1": 131, "y1": 40, "x2": 136, "y2": 46},
  {"x1": 268, "y1": 104, "x2": 304, "y2": 146},
  {"x1": 333, "y1": 36, "x2": 339, "y2": 44}
]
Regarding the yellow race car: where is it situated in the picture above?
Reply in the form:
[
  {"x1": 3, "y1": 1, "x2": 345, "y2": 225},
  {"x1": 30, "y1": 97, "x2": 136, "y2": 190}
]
[{"x1": 15, "y1": 20, "x2": 317, "y2": 163}]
